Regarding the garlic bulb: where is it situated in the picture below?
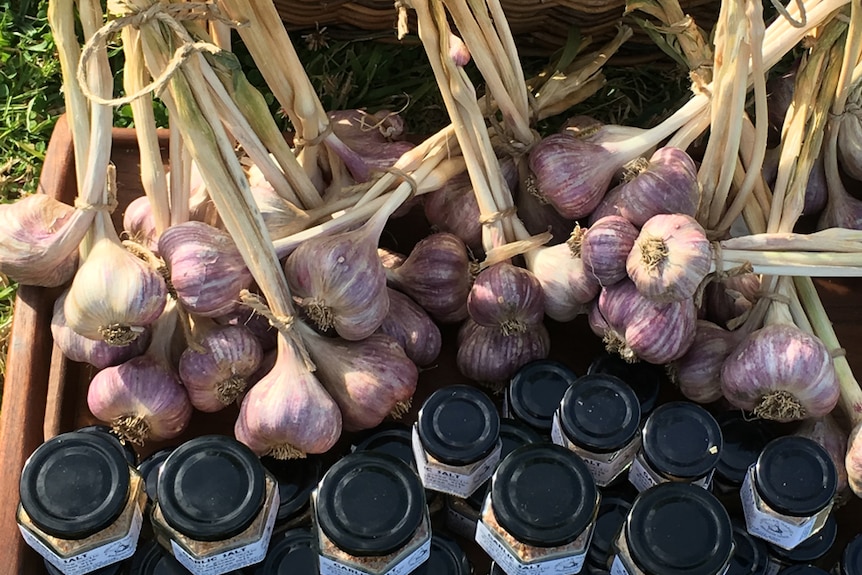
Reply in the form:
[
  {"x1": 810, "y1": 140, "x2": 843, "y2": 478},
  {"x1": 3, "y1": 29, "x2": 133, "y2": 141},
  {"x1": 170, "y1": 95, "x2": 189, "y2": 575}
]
[
  {"x1": 0, "y1": 194, "x2": 91, "y2": 287},
  {"x1": 626, "y1": 214, "x2": 711, "y2": 303},
  {"x1": 837, "y1": 91, "x2": 862, "y2": 180},
  {"x1": 668, "y1": 320, "x2": 739, "y2": 404},
  {"x1": 122, "y1": 196, "x2": 159, "y2": 254},
  {"x1": 847, "y1": 422, "x2": 862, "y2": 497},
  {"x1": 702, "y1": 272, "x2": 760, "y2": 329},
  {"x1": 720, "y1": 323, "x2": 839, "y2": 422},
  {"x1": 377, "y1": 288, "x2": 442, "y2": 366},
  {"x1": 215, "y1": 307, "x2": 278, "y2": 352},
  {"x1": 457, "y1": 318, "x2": 550, "y2": 384},
  {"x1": 524, "y1": 239, "x2": 599, "y2": 322},
  {"x1": 581, "y1": 216, "x2": 639, "y2": 286},
  {"x1": 468, "y1": 263, "x2": 544, "y2": 334}
]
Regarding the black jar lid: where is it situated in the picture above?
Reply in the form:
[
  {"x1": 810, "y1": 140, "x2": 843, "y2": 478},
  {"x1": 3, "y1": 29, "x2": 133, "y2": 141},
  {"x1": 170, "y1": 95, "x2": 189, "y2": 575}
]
[
  {"x1": 642, "y1": 402, "x2": 723, "y2": 479},
  {"x1": 137, "y1": 447, "x2": 175, "y2": 503},
  {"x1": 261, "y1": 455, "x2": 322, "y2": 524},
  {"x1": 417, "y1": 385, "x2": 500, "y2": 466},
  {"x1": 129, "y1": 540, "x2": 246, "y2": 575},
  {"x1": 727, "y1": 521, "x2": 769, "y2": 575},
  {"x1": 559, "y1": 374, "x2": 640, "y2": 453},
  {"x1": 489, "y1": 563, "x2": 504, "y2": 575},
  {"x1": 625, "y1": 483, "x2": 733, "y2": 575},
  {"x1": 587, "y1": 352, "x2": 663, "y2": 416},
  {"x1": 20, "y1": 431, "x2": 131, "y2": 539},
  {"x1": 257, "y1": 529, "x2": 318, "y2": 574},
  {"x1": 587, "y1": 495, "x2": 633, "y2": 568},
  {"x1": 353, "y1": 424, "x2": 415, "y2": 468},
  {"x1": 714, "y1": 412, "x2": 773, "y2": 487},
  {"x1": 768, "y1": 513, "x2": 837, "y2": 563},
  {"x1": 413, "y1": 533, "x2": 470, "y2": 575},
  {"x1": 491, "y1": 443, "x2": 597, "y2": 548},
  {"x1": 316, "y1": 452, "x2": 426, "y2": 557},
  {"x1": 754, "y1": 436, "x2": 837, "y2": 517},
  {"x1": 777, "y1": 567, "x2": 831, "y2": 575},
  {"x1": 508, "y1": 360, "x2": 578, "y2": 431},
  {"x1": 76, "y1": 425, "x2": 138, "y2": 466},
  {"x1": 157, "y1": 435, "x2": 266, "y2": 542},
  {"x1": 46, "y1": 558, "x2": 125, "y2": 575},
  {"x1": 841, "y1": 534, "x2": 862, "y2": 575}
]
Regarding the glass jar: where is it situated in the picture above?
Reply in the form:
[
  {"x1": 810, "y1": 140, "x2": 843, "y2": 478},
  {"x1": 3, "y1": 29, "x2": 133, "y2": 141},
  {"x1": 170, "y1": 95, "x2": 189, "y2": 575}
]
[
  {"x1": 834, "y1": 533, "x2": 862, "y2": 575},
  {"x1": 44, "y1": 559, "x2": 125, "y2": 575},
  {"x1": 627, "y1": 402, "x2": 723, "y2": 492},
  {"x1": 778, "y1": 567, "x2": 830, "y2": 575},
  {"x1": 313, "y1": 452, "x2": 431, "y2": 575},
  {"x1": 765, "y1": 514, "x2": 837, "y2": 575},
  {"x1": 610, "y1": 483, "x2": 733, "y2": 575},
  {"x1": 552, "y1": 374, "x2": 642, "y2": 487},
  {"x1": 128, "y1": 540, "x2": 247, "y2": 574},
  {"x1": 741, "y1": 437, "x2": 837, "y2": 550},
  {"x1": 17, "y1": 431, "x2": 147, "y2": 575},
  {"x1": 151, "y1": 435, "x2": 279, "y2": 575},
  {"x1": 413, "y1": 385, "x2": 502, "y2": 497},
  {"x1": 77, "y1": 424, "x2": 139, "y2": 466},
  {"x1": 475, "y1": 444, "x2": 600, "y2": 574},
  {"x1": 587, "y1": 353, "x2": 662, "y2": 418},
  {"x1": 412, "y1": 534, "x2": 470, "y2": 575},
  {"x1": 586, "y1": 495, "x2": 634, "y2": 572},
  {"x1": 260, "y1": 455, "x2": 321, "y2": 532},
  {"x1": 713, "y1": 413, "x2": 773, "y2": 496},
  {"x1": 255, "y1": 529, "x2": 318, "y2": 574},
  {"x1": 728, "y1": 521, "x2": 770, "y2": 575},
  {"x1": 506, "y1": 360, "x2": 578, "y2": 434},
  {"x1": 138, "y1": 447, "x2": 175, "y2": 505}
]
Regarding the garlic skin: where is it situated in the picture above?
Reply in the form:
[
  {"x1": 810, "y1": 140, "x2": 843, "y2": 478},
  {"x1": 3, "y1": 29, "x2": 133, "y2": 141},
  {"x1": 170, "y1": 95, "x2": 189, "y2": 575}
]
[
  {"x1": 235, "y1": 336, "x2": 343, "y2": 458},
  {"x1": 626, "y1": 214, "x2": 711, "y2": 303},
  {"x1": 581, "y1": 216, "x2": 639, "y2": 286},
  {"x1": 702, "y1": 273, "x2": 760, "y2": 329},
  {"x1": 588, "y1": 299, "x2": 610, "y2": 339},
  {"x1": 838, "y1": 105, "x2": 862, "y2": 181},
  {"x1": 846, "y1": 422, "x2": 862, "y2": 498},
  {"x1": 468, "y1": 263, "x2": 545, "y2": 334},
  {"x1": 525, "y1": 240, "x2": 599, "y2": 322},
  {"x1": 457, "y1": 319, "x2": 550, "y2": 384},
  {"x1": 797, "y1": 415, "x2": 848, "y2": 493},
  {"x1": 377, "y1": 288, "x2": 442, "y2": 366},
  {"x1": 215, "y1": 307, "x2": 278, "y2": 352},
  {"x1": 386, "y1": 232, "x2": 471, "y2": 323},
  {"x1": 668, "y1": 320, "x2": 738, "y2": 404},
  {"x1": 250, "y1": 180, "x2": 310, "y2": 240},
  {"x1": 0, "y1": 194, "x2": 90, "y2": 287},
  {"x1": 123, "y1": 196, "x2": 159, "y2": 254},
  {"x1": 720, "y1": 323, "x2": 839, "y2": 422},
  {"x1": 179, "y1": 324, "x2": 264, "y2": 412},
  {"x1": 378, "y1": 247, "x2": 407, "y2": 270},
  {"x1": 159, "y1": 221, "x2": 254, "y2": 318},
  {"x1": 52, "y1": 290, "x2": 151, "y2": 369},
  {"x1": 448, "y1": 32, "x2": 471, "y2": 66},
  {"x1": 817, "y1": 180, "x2": 862, "y2": 231}
]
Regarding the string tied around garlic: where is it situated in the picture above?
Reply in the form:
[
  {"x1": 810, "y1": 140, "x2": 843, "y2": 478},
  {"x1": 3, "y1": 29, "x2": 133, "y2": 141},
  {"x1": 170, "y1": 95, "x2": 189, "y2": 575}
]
[
  {"x1": 239, "y1": 289, "x2": 316, "y2": 371},
  {"x1": 292, "y1": 121, "x2": 333, "y2": 149}
]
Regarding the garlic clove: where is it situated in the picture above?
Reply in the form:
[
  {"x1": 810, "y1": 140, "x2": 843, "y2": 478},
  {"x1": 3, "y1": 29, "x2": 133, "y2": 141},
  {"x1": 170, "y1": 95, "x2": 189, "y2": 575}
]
[
  {"x1": 581, "y1": 216, "x2": 639, "y2": 287},
  {"x1": 377, "y1": 288, "x2": 442, "y2": 366},
  {"x1": 456, "y1": 319, "x2": 550, "y2": 385},
  {"x1": 468, "y1": 263, "x2": 545, "y2": 334},
  {"x1": 422, "y1": 170, "x2": 483, "y2": 253}
]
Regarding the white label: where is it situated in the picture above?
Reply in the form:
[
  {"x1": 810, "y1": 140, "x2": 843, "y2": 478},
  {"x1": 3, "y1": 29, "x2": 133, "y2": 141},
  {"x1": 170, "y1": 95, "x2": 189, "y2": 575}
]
[
  {"x1": 411, "y1": 426, "x2": 501, "y2": 498},
  {"x1": 610, "y1": 555, "x2": 633, "y2": 575},
  {"x1": 552, "y1": 414, "x2": 640, "y2": 488},
  {"x1": 19, "y1": 503, "x2": 143, "y2": 575},
  {"x1": 318, "y1": 537, "x2": 431, "y2": 575},
  {"x1": 627, "y1": 453, "x2": 661, "y2": 493},
  {"x1": 475, "y1": 520, "x2": 586, "y2": 575},
  {"x1": 691, "y1": 470, "x2": 715, "y2": 490},
  {"x1": 445, "y1": 502, "x2": 478, "y2": 540},
  {"x1": 550, "y1": 412, "x2": 567, "y2": 447},
  {"x1": 740, "y1": 468, "x2": 820, "y2": 550},
  {"x1": 170, "y1": 489, "x2": 280, "y2": 575}
]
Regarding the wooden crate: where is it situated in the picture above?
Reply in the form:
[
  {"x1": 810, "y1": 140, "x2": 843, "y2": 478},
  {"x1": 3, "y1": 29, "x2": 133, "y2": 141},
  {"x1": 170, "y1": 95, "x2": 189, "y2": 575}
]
[{"x1": 1, "y1": 117, "x2": 861, "y2": 574}]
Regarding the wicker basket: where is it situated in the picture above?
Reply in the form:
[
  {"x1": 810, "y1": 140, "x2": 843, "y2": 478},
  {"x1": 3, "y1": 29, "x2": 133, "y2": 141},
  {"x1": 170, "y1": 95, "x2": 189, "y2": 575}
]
[{"x1": 273, "y1": 0, "x2": 718, "y2": 59}]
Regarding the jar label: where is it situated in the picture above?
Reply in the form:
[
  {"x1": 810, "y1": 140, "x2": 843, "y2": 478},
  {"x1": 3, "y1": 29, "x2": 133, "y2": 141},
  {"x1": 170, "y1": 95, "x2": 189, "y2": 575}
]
[
  {"x1": 318, "y1": 536, "x2": 431, "y2": 575},
  {"x1": 445, "y1": 501, "x2": 479, "y2": 540},
  {"x1": 19, "y1": 501, "x2": 143, "y2": 575},
  {"x1": 551, "y1": 413, "x2": 641, "y2": 487},
  {"x1": 627, "y1": 452, "x2": 662, "y2": 492},
  {"x1": 411, "y1": 426, "x2": 502, "y2": 498},
  {"x1": 740, "y1": 467, "x2": 824, "y2": 550},
  {"x1": 610, "y1": 555, "x2": 635, "y2": 575},
  {"x1": 170, "y1": 488, "x2": 280, "y2": 575},
  {"x1": 475, "y1": 520, "x2": 587, "y2": 575}
]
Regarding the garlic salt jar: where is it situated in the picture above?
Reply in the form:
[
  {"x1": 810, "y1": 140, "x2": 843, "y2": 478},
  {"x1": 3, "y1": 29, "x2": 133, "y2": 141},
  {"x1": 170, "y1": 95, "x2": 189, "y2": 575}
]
[
  {"x1": 552, "y1": 374, "x2": 642, "y2": 487},
  {"x1": 151, "y1": 435, "x2": 279, "y2": 575},
  {"x1": 17, "y1": 431, "x2": 147, "y2": 575},
  {"x1": 313, "y1": 451, "x2": 432, "y2": 575},
  {"x1": 475, "y1": 443, "x2": 600, "y2": 575},
  {"x1": 413, "y1": 385, "x2": 502, "y2": 498},
  {"x1": 741, "y1": 436, "x2": 837, "y2": 551}
]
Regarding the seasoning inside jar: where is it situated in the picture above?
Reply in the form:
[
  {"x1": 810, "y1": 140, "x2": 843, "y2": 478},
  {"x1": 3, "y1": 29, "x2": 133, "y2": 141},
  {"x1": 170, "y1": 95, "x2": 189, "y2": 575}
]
[
  {"x1": 728, "y1": 521, "x2": 770, "y2": 575},
  {"x1": 412, "y1": 533, "x2": 471, "y2": 575},
  {"x1": 836, "y1": 533, "x2": 862, "y2": 575},
  {"x1": 610, "y1": 482, "x2": 734, "y2": 575},
  {"x1": 586, "y1": 495, "x2": 634, "y2": 572},
  {"x1": 152, "y1": 435, "x2": 279, "y2": 575},
  {"x1": 260, "y1": 455, "x2": 321, "y2": 532},
  {"x1": 714, "y1": 413, "x2": 773, "y2": 496},
  {"x1": 587, "y1": 352, "x2": 662, "y2": 418},
  {"x1": 314, "y1": 451, "x2": 431, "y2": 575},
  {"x1": 18, "y1": 431, "x2": 146, "y2": 575},
  {"x1": 627, "y1": 401, "x2": 723, "y2": 492},
  {"x1": 506, "y1": 360, "x2": 578, "y2": 434},
  {"x1": 765, "y1": 513, "x2": 837, "y2": 574},
  {"x1": 740, "y1": 436, "x2": 837, "y2": 551},
  {"x1": 77, "y1": 424, "x2": 139, "y2": 466},
  {"x1": 255, "y1": 528, "x2": 318, "y2": 574},
  {"x1": 475, "y1": 443, "x2": 600, "y2": 574},
  {"x1": 553, "y1": 374, "x2": 642, "y2": 487},
  {"x1": 128, "y1": 540, "x2": 247, "y2": 575},
  {"x1": 413, "y1": 385, "x2": 502, "y2": 498}
]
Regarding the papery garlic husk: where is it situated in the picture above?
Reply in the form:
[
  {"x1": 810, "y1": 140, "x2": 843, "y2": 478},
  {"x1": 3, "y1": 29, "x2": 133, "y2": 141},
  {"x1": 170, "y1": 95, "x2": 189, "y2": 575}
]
[
  {"x1": 215, "y1": 306, "x2": 278, "y2": 352},
  {"x1": 159, "y1": 221, "x2": 254, "y2": 317},
  {"x1": 838, "y1": 103, "x2": 862, "y2": 181},
  {"x1": 720, "y1": 323, "x2": 839, "y2": 422},
  {"x1": 179, "y1": 323, "x2": 264, "y2": 412},
  {"x1": 626, "y1": 214, "x2": 711, "y2": 303},
  {"x1": 0, "y1": 194, "x2": 91, "y2": 287},
  {"x1": 250, "y1": 180, "x2": 311, "y2": 240},
  {"x1": 524, "y1": 238, "x2": 599, "y2": 322},
  {"x1": 703, "y1": 272, "x2": 760, "y2": 329},
  {"x1": 301, "y1": 325, "x2": 419, "y2": 432},
  {"x1": 668, "y1": 320, "x2": 740, "y2": 404},
  {"x1": 386, "y1": 232, "x2": 471, "y2": 323},
  {"x1": 377, "y1": 288, "x2": 442, "y2": 366},
  {"x1": 457, "y1": 318, "x2": 550, "y2": 384},
  {"x1": 378, "y1": 247, "x2": 407, "y2": 270},
  {"x1": 123, "y1": 196, "x2": 159, "y2": 254},
  {"x1": 561, "y1": 116, "x2": 650, "y2": 149},
  {"x1": 52, "y1": 289, "x2": 151, "y2": 369},
  {"x1": 846, "y1": 422, "x2": 862, "y2": 497},
  {"x1": 581, "y1": 216, "x2": 639, "y2": 286},
  {"x1": 468, "y1": 263, "x2": 545, "y2": 334},
  {"x1": 65, "y1": 211, "x2": 167, "y2": 344},
  {"x1": 235, "y1": 336, "x2": 342, "y2": 458},
  {"x1": 598, "y1": 278, "x2": 697, "y2": 364},
  {"x1": 589, "y1": 147, "x2": 700, "y2": 227},
  {"x1": 797, "y1": 415, "x2": 848, "y2": 493}
]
